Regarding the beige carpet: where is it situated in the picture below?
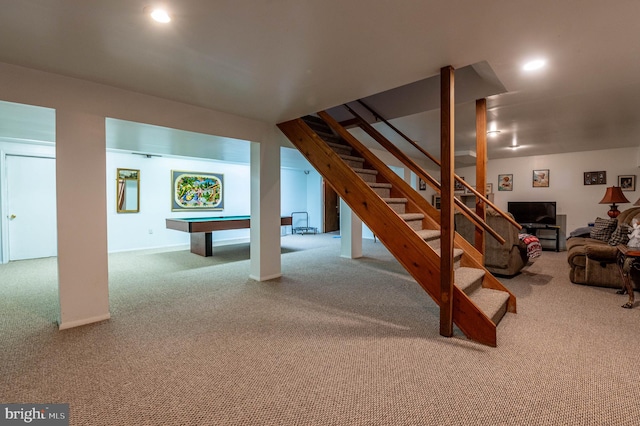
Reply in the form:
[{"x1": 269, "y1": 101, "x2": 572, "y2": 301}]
[{"x1": 1, "y1": 234, "x2": 640, "y2": 425}]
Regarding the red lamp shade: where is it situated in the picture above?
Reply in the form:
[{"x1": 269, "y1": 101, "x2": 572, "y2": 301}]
[{"x1": 599, "y1": 186, "x2": 630, "y2": 218}]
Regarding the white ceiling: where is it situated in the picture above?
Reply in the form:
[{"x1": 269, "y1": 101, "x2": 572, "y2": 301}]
[{"x1": 1, "y1": 0, "x2": 640, "y2": 166}]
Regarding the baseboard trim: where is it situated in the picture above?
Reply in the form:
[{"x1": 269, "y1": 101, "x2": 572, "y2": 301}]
[
  {"x1": 58, "y1": 313, "x2": 111, "y2": 330},
  {"x1": 249, "y1": 272, "x2": 282, "y2": 282}
]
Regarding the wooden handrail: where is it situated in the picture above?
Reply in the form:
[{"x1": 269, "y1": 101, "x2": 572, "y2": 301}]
[
  {"x1": 354, "y1": 100, "x2": 521, "y2": 231},
  {"x1": 342, "y1": 104, "x2": 506, "y2": 245}
]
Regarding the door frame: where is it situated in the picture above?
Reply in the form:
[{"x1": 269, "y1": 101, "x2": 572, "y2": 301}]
[{"x1": 0, "y1": 145, "x2": 56, "y2": 264}]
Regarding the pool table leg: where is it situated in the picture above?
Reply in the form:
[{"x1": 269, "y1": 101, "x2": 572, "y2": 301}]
[{"x1": 190, "y1": 232, "x2": 212, "y2": 257}]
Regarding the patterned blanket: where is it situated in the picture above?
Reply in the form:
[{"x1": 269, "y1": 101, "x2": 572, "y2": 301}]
[{"x1": 519, "y1": 233, "x2": 542, "y2": 260}]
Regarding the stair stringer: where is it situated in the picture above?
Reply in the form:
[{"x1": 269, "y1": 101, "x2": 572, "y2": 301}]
[{"x1": 277, "y1": 118, "x2": 500, "y2": 346}]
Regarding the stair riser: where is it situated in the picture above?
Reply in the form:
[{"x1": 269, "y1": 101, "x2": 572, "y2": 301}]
[
  {"x1": 405, "y1": 219, "x2": 423, "y2": 231},
  {"x1": 330, "y1": 145, "x2": 352, "y2": 156},
  {"x1": 387, "y1": 203, "x2": 406, "y2": 214},
  {"x1": 491, "y1": 302, "x2": 509, "y2": 325},
  {"x1": 343, "y1": 158, "x2": 365, "y2": 168},
  {"x1": 427, "y1": 238, "x2": 440, "y2": 250},
  {"x1": 357, "y1": 172, "x2": 377, "y2": 183},
  {"x1": 372, "y1": 188, "x2": 390, "y2": 198},
  {"x1": 461, "y1": 277, "x2": 483, "y2": 295}
]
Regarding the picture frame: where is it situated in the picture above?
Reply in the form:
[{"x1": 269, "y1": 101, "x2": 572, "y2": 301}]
[
  {"x1": 432, "y1": 195, "x2": 441, "y2": 209},
  {"x1": 584, "y1": 171, "x2": 607, "y2": 185},
  {"x1": 618, "y1": 175, "x2": 636, "y2": 191},
  {"x1": 171, "y1": 170, "x2": 224, "y2": 211},
  {"x1": 486, "y1": 183, "x2": 493, "y2": 194},
  {"x1": 418, "y1": 178, "x2": 426, "y2": 191},
  {"x1": 498, "y1": 174, "x2": 513, "y2": 191},
  {"x1": 532, "y1": 169, "x2": 549, "y2": 188}
]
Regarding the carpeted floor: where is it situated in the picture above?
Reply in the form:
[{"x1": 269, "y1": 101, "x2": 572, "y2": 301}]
[{"x1": 1, "y1": 234, "x2": 640, "y2": 425}]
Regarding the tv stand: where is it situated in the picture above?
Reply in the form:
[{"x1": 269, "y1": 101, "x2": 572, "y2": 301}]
[{"x1": 520, "y1": 223, "x2": 561, "y2": 252}]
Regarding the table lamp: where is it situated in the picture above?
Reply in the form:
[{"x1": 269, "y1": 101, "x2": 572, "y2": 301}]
[{"x1": 599, "y1": 186, "x2": 630, "y2": 218}]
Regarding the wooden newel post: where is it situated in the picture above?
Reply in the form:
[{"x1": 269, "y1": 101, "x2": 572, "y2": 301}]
[{"x1": 440, "y1": 65, "x2": 455, "y2": 337}]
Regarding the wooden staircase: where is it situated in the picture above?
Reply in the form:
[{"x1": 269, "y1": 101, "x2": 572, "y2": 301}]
[{"x1": 277, "y1": 113, "x2": 516, "y2": 347}]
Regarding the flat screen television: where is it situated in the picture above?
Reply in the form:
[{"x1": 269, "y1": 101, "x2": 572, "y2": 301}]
[{"x1": 507, "y1": 201, "x2": 556, "y2": 226}]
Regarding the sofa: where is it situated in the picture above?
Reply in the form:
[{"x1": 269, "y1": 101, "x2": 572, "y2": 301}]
[
  {"x1": 566, "y1": 207, "x2": 640, "y2": 289},
  {"x1": 455, "y1": 209, "x2": 529, "y2": 276}
]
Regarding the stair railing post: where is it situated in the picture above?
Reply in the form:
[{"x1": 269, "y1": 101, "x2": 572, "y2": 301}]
[
  {"x1": 475, "y1": 99, "x2": 488, "y2": 256},
  {"x1": 440, "y1": 65, "x2": 455, "y2": 337}
]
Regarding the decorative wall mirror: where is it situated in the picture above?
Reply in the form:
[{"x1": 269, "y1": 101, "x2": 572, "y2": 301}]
[{"x1": 116, "y1": 168, "x2": 140, "y2": 213}]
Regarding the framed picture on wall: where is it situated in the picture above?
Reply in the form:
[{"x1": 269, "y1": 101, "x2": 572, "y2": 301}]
[
  {"x1": 486, "y1": 183, "x2": 493, "y2": 194},
  {"x1": 584, "y1": 170, "x2": 606, "y2": 185},
  {"x1": 498, "y1": 174, "x2": 513, "y2": 191},
  {"x1": 532, "y1": 169, "x2": 550, "y2": 187},
  {"x1": 419, "y1": 178, "x2": 426, "y2": 191},
  {"x1": 618, "y1": 175, "x2": 636, "y2": 191},
  {"x1": 171, "y1": 170, "x2": 224, "y2": 211}
]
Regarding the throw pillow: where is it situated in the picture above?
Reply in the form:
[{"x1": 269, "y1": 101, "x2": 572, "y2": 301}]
[
  {"x1": 590, "y1": 217, "x2": 617, "y2": 242},
  {"x1": 609, "y1": 223, "x2": 632, "y2": 246}
]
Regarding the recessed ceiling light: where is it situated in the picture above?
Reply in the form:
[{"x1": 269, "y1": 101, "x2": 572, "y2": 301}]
[
  {"x1": 523, "y1": 59, "x2": 546, "y2": 71},
  {"x1": 487, "y1": 130, "x2": 501, "y2": 136},
  {"x1": 146, "y1": 7, "x2": 171, "y2": 23},
  {"x1": 509, "y1": 145, "x2": 520, "y2": 149}
]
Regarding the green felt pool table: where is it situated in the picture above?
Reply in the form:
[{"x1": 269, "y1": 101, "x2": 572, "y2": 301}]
[{"x1": 166, "y1": 215, "x2": 293, "y2": 257}]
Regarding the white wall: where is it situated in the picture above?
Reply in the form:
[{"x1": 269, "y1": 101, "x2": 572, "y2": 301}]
[
  {"x1": 106, "y1": 151, "x2": 316, "y2": 252},
  {"x1": 456, "y1": 146, "x2": 640, "y2": 233}
]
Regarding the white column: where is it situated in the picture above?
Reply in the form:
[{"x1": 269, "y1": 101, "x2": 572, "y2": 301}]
[
  {"x1": 340, "y1": 199, "x2": 362, "y2": 259},
  {"x1": 249, "y1": 133, "x2": 282, "y2": 281},
  {"x1": 56, "y1": 109, "x2": 110, "y2": 329}
]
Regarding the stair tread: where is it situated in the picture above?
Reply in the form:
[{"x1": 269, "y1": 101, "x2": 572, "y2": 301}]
[
  {"x1": 353, "y1": 167, "x2": 377, "y2": 175},
  {"x1": 399, "y1": 213, "x2": 424, "y2": 221},
  {"x1": 454, "y1": 267, "x2": 486, "y2": 294},
  {"x1": 339, "y1": 154, "x2": 364, "y2": 162},
  {"x1": 326, "y1": 141, "x2": 350, "y2": 149},
  {"x1": 382, "y1": 198, "x2": 408, "y2": 203},
  {"x1": 415, "y1": 229, "x2": 440, "y2": 241},
  {"x1": 368, "y1": 183, "x2": 392, "y2": 188},
  {"x1": 469, "y1": 288, "x2": 511, "y2": 325}
]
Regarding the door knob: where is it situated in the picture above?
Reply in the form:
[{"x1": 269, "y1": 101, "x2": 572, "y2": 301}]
[{"x1": 9, "y1": 214, "x2": 16, "y2": 220}]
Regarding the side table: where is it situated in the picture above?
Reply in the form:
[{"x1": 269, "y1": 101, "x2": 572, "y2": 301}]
[{"x1": 616, "y1": 245, "x2": 638, "y2": 309}]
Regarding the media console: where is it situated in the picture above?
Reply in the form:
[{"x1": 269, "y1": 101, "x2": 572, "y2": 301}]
[{"x1": 519, "y1": 223, "x2": 561, "y2": 252}]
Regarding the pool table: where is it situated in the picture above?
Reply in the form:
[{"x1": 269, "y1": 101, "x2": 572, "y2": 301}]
[{"x1": 166, "y1": 215, "x2": 293, "y2": 257}]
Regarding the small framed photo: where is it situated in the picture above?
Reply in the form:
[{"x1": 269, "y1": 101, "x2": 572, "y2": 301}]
[
  {"x1": 618, "y1": 175, "x2": 636, "y2": 191},
  {"x1": 418, "y1": 178, "x2": 426, "y2": 191},
  {"x1": 498, "y1": 174, "x2": 513, "y2": 191},
  {"x1": 486, "y1": 183, "x2": 493, "y2": 194},
  {"x1": 532, "y1": 169, "x2": 549, "y2": 187},
  {"x1": 432, "y1": 195, "x2": 441, "y2": 209}
]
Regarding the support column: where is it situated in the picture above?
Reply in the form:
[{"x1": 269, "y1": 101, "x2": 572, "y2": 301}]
[
  {"x1": 340, "y1": 199, "x2": 362, "y2": 259},
  {"x1": 475, "y1": 99, "x2": 488, "y2": 255},
  {"x1": 250, "y1": 130, "x2": 282, "y2": 281},
  {"x1": 440, "y1": 66, "x2": 455, "y2": 338},
  {"x1": 56, "y1": 110, "x2": 110, "y2": 329}
]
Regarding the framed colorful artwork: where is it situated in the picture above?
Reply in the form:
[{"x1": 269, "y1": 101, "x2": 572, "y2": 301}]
[{"x1": 171, "y1": 170, "x2": 224, "y2": 211}]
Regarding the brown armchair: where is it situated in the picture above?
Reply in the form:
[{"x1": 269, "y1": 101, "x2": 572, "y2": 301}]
[{"x1": 455, "y1": 209, "x2": 529, "y2": 276}]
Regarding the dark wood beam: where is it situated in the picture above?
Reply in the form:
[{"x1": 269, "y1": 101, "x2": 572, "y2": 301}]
[
  {"x1": 440, "y1": 65, "x2": 455, "y2": 338},
  {"x1": 475, "y1": 99, "x2": 487, "y2": 255}
]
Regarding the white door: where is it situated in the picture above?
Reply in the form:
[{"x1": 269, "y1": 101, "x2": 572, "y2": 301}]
[{"x1": 6, "y1": 155, "x2": 57, "y2": 260}]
